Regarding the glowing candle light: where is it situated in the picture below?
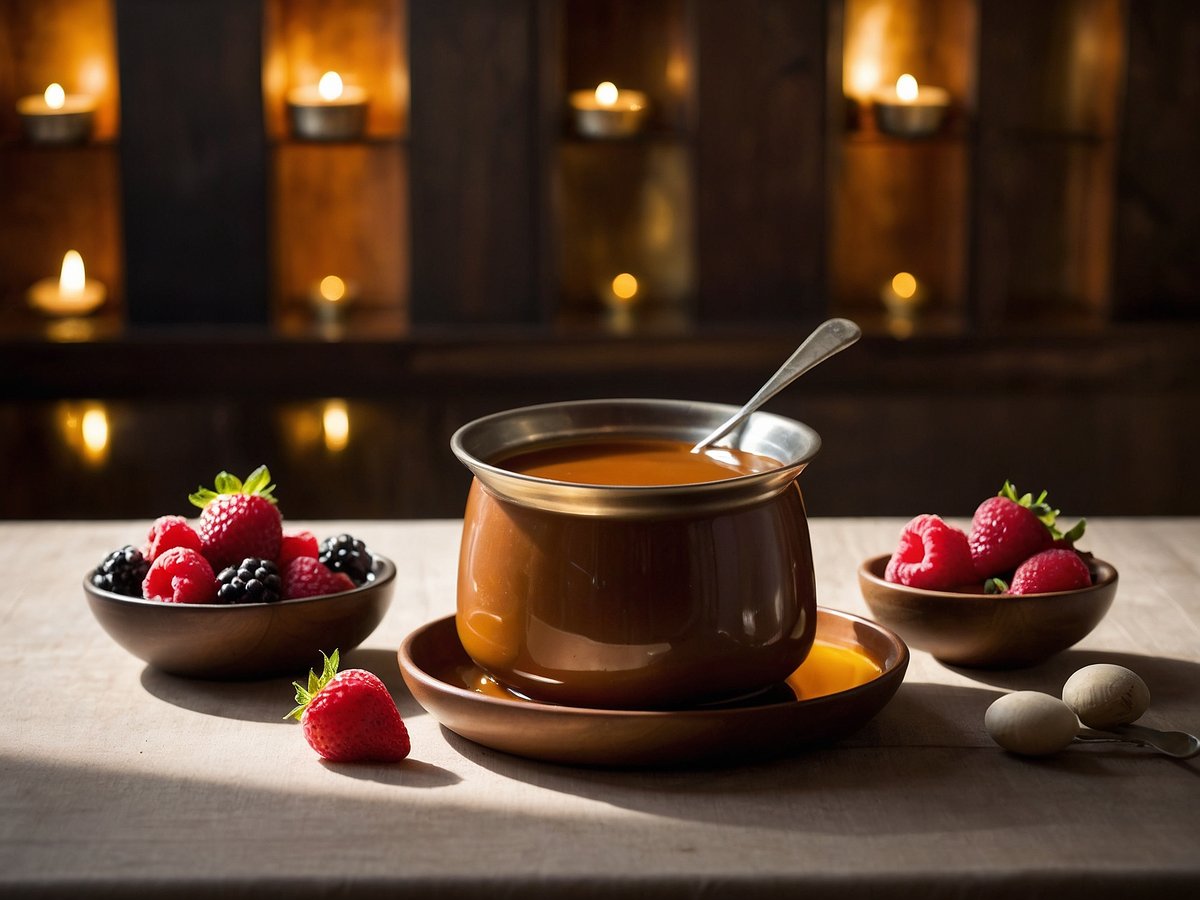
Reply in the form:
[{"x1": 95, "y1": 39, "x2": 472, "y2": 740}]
[
  {"x1": 569, "y1": 82, "x2": 649, "y2": 139},
  {"x1": 28, "y1": 250, "x2": 107, "y2": 317},
  {"x1": 323, "y1": 400, "x2": 350, "y2": 453},
  {"x1": 872, "y1": 74, "x2": 949, "y2": 138},
  {"x1": 17, "y1": 82, "x2": 95, "y2": 144},
  {"x1": 288, "y1": 70, "x2": 368, "y2": 140}
]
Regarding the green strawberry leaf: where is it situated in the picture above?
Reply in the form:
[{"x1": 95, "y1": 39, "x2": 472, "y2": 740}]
[
  {"x1": 188, "y1": 465, "x2": 278, "y2": 508},
  {"x1": 1061, "y1": 518, "x2": 1087, "y2": 543},
  {"x1": 286, "y1": 649, "x2": 341, "y2": 721},
  {"x1": 984, "y1": 578, "x2": 1008, "y2": 594}
]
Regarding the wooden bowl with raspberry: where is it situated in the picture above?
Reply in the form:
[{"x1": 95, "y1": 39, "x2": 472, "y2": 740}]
[{"x1": 857, "y1": 484, "x2": 1118, "y2": 669}]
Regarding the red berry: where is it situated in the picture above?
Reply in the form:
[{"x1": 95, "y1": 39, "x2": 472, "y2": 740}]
[
  {"x1": 144, "y1": 515, "x2": 202, "y2": 562},
  {"x1": 287, "y1": 651, "x2": 411, "y2": 763},
  {"x1": 283, "y1": 557, "x2": 356, "y2": 600},
  {"x1": 968, "y1": 482, "x2": 1057, "y2": 577},
  {"x1": 1008, "y1": 548, "x2": 1092, "y2": 595},
  {"x1": 885, "y1": 514, "x2": 977, "y2": 590},
  {"x1": 142, "y1": 547, "x2": 217, "y2": 604},
  {"x1": 189, "y1": 466, "x2": 283, "y2": 571},
  {"x1": 278, "y1": 530, "x2": 320, "y2": 569}
]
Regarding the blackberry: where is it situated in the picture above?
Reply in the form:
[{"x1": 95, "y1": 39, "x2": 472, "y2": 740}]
[
  {"x1": 92, "y1": 545, "x2": 150, "y2": 597},
  {"x1": 216, "y1": 557, "x2": 282, "y2": 604},
  {"x1": 319, "y1": 533, "x2": 372, "y2": 585}
]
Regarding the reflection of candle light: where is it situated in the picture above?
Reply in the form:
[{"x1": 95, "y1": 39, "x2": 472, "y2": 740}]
[
  {"x1": 81, "y1": 407, "x2": 109, "y2": 461},
  {"x1": 323, "y1": 400, "x2": 350, "y2": 452},
  {"x1": 59, "y1": 402, "x2": 110, "y2": 465},
  {"x1": 28, "y1": 250, "x2": 107, "y2": 317}
]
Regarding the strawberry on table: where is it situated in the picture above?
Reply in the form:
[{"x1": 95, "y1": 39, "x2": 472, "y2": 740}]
[
  {"x1": 968, "y1": 481, "x2": 1085, "y2": 578},
  {"x1": 988, "y1": 548, "x2": 1093, "y2": 596},
  {"x1": 287, "y1": 650, "x2": 411, "y2": 763},
  {"x1": 189, "y1": 466, "x2": 283, "y2": 571},
  {"x1": 885, "y1": 514, "x2": 977, "y2": 590}
]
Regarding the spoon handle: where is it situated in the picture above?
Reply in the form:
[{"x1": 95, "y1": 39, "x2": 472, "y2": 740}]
[
  {"x1": 1076, "y1": 724, "x2": 1200, "y2": 759},
  {"x1": 691, "y1": 318, "x2": 862, "y2": 453}
]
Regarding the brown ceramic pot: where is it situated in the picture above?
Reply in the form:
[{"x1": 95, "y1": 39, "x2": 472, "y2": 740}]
[{"x1": 450, "y1": 398, "x2": 822, "y2": 710}]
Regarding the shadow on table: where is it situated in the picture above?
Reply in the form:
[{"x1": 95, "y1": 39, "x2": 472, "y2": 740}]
[
  {"x1": 138, "y1": 644, "x2": 425, "y2": 724},
  {"x1": 942, "y1": 648, "x2": 1200, "y2": 712},
  {"x1": 441, "y1": 680, "x2": 1195, "y2": 834}
]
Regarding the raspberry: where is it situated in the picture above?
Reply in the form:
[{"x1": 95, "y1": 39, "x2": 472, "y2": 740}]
[
  {"x1": 319, "y1": 533, "x2": 372, "y2": 585},
  {"x1": 144, "y1": 515, "x2": 202, "y2": 562},
  {"x1": 216, "y1": 557, "x2": 282, "y2": 604},
  {"x1": 143, "y1": 547, "x2": 217, "y2": 604},
  {"x1": 885, "y1": 514, "x2": 977, "y2": 590},
  {"x1": 1005, "y1": 548, "x2": 1092, "y2": 595},
  {"x1": 92, "y1": 545, "x2": 150, "y2": 597},
  {"x1": 283, "y1": 557, "x2": 356, "y2": 600},
  {"x1": 278, "y1": 530, "x2": 319, "y2": 569}
]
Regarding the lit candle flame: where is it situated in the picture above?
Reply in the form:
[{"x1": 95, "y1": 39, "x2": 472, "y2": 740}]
[
  {"x1": 318, "y1": 71, "x2": 344, "y2": 102},
  {"x1": 891, "y1": 272, "x2": 917, "y2": 300},
  {"x1": 60, "y1": 250, "x2": 86, "y2": 297},
  {"x1": 611, "y1": 273, "x2": 638, "y2": 303},
  {"x1": 44, "y1": 83, "x2": 66, "y2": 110},
  {"x1": 595, "y1": 81, "x2": 619, "y2": 108},
  {"x1": 896, "y1": 74, "x2": 919, "y2": 103},
  {"x1": 318, "y1": 275, "x2": 346, "y2": 302},
  {"x1": 323, "y1": 400, "x2": 350, "y2": 452}
]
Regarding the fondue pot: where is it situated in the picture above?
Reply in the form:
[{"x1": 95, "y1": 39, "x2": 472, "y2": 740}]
[{"x1": 451, "y1": 398, "x2": 822, "y2": 710}]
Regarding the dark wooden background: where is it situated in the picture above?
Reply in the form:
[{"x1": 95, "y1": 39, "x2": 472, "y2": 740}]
[{"x1": 2, "y1": 0, "x2": 1199, "y2": 520}]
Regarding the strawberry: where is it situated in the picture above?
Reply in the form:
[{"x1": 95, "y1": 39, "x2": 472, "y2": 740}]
[
  {"x1": 142, "y1": 547, "x2": 217, "y2": 604},
  {"x1": 188, "y1": 466, "x2": 283, "y2": 571},
  {"x1": 278, "y1": 530, "x2": 320, "y2": 569},
  {"x1": 968, "y1": 481, "x2": 1085, "y2": 578},
  {"x1": 144, "y1": 515, "x2": 202, "y2": 562},
  {"x1": 283, "y1": 557, "x2": 356, "y2": 600},
  {"x1": 885, "y1": 514, "x2": 977, "y2": 590},
  {"x1": 287, "y1": 650, "x2": 411, "y2": 763},
  {"x1": 987, "y1": 548, "x2": 1092, "y2": 595}
]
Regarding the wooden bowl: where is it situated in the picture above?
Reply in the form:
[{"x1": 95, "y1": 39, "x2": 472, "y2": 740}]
[
  {"x1": 84, "y1": 555, "x2": 395, "y2": 680},
  {"x1": 857, "y1": 554, "x2": 1117, "y2": 669}
]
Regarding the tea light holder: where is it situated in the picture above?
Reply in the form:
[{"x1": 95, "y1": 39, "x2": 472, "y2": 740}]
[
  {"x1": 17, "y1": 83, "x2": 95, "y2": 145},
  {"x1": 287, "y1": 72, "x2": 368, "y2": 141},
  {"x1": 309, "y1": 275, "x2": 357, "y2": 324},
  {"x1": 569, "y1": 82, "x2": 649, "y2": 139},
  {"x1": 28, "y1": 250, "x2": 106, "y2": 317},
  {"x1": 873, "y1": 74, "x2": 949, "y2": 138}
]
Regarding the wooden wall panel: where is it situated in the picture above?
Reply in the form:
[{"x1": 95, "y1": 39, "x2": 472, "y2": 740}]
[
  {"x1": 117, "y1": 0, "x2": 268, "y2": 325},
  {"x1": 408, "y1": 0, "x2": 538, "y2": 325},
  {"x1": 1113, "y1": 0, "x2": 1200, "y2": 319},
  {"x1": 694, "y1": 0, "x2": 827, "y2": 324}
]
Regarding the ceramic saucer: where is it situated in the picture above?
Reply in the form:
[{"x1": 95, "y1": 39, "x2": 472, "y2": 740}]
[{"x1": 398, "y1": 608, "x2": 909, "y2": 766}]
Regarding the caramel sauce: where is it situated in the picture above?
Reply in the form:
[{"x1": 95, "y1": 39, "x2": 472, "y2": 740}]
[
  {"x1": 497, "y1": 437, "x2": 781, "y2": 486},
  {"x1": 455, "y1": 640, "x2": 880, "y2": 706}
]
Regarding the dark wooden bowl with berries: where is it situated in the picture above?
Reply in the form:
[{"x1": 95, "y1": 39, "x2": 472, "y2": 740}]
[
  {"x1": 83, "y1": 466, "x2": 396, "y2": 680},
  {"x1": 858, "y1": 482, "x2": 1118, "y2": 669}
]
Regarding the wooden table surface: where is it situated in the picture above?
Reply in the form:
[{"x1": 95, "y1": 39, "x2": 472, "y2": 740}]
[{"x1": 2, "y1": 518, "x2": 1198, "y2": 899}]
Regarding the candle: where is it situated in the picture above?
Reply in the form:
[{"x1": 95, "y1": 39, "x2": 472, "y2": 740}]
[
  {"x1": 569, "y1": 82, "x2": 649, "y2": 139},
  {"x1": 310, "y1": 274, "x2": 357, "y2": 323},
  {"x1": 880, "y1": 271, "x2": 925, "y2": 338},
  {"x1": 287, "y1": 71, "x2": 368, "y2": 141},
  {"x1": 28, "y1": 250, "x2": 107, "y2": 317},
  {"x1": 603, "y1": 272, "x2": 639, "y2": 333},
  {"x1": 872, "y1": 74, "x2": 949, "y2": 138},
  {"x1": 16, "y1": 83, "x2": 96, "y2": 145}
]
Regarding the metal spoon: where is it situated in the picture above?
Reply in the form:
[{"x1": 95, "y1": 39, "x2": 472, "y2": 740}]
[
  {"x1": 691, "y1": 317, "x2": 862, "y2": 453},
  {"x1": 1074, "y1": 723, "x2": 1200, "y2": 759}
]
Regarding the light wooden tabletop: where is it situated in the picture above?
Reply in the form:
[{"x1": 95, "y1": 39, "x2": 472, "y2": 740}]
[{"x1": 2, "y1": 518, "x2": 1198, "y2": 899}]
